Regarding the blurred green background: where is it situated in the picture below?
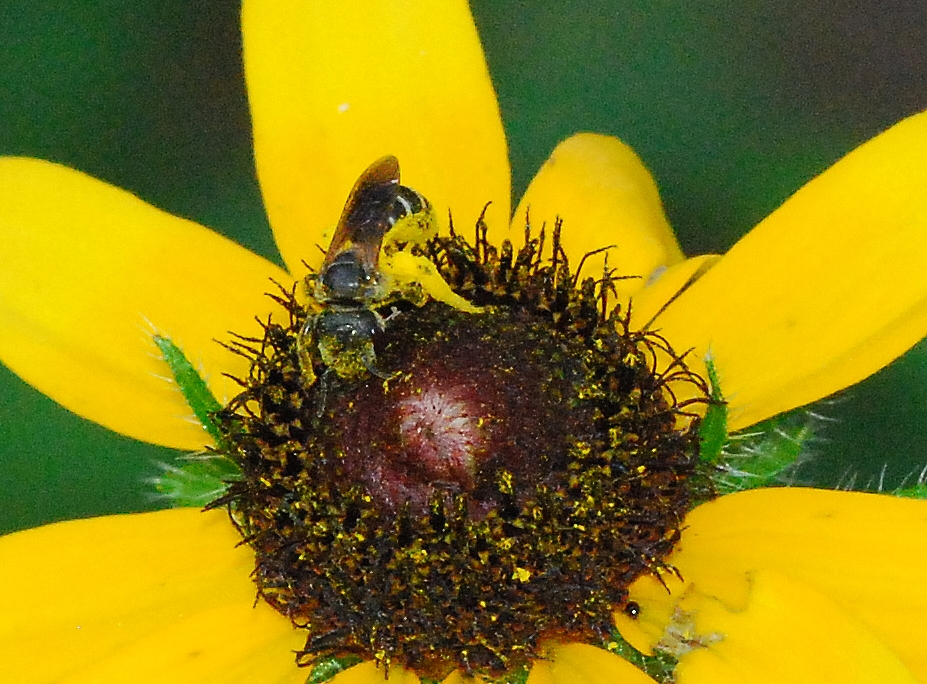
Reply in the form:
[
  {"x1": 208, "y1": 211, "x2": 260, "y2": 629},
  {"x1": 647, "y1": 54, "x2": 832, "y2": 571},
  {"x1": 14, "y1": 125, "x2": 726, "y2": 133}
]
[{"x1": 1, "y1": 1, "x2": 926, "y2": 534}]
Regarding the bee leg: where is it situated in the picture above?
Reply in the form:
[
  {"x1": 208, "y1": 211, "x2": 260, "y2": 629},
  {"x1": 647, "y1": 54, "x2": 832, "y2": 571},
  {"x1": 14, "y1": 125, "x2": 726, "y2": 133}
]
[
  {"x1": 353, "y1": 342, "x2": 395, "y2": 380},
  {"x1": 313, "y1": 367, "x2": 333, "y2": 418},
  {"x1": 379, "y1": 306, "x2": 401, "y2": 325},
  {"x1": 296, "y1": 316, "x2": 318, "y2": 388},
  {"x1": 364, "y1": 359, "x2": 397, "y2": 380}
]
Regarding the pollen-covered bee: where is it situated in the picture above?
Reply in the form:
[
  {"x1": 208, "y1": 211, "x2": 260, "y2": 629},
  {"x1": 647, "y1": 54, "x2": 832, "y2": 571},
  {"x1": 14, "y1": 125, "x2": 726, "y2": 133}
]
[{"x1": 298, "y1": 155, "x2": 436, "y2": 383}]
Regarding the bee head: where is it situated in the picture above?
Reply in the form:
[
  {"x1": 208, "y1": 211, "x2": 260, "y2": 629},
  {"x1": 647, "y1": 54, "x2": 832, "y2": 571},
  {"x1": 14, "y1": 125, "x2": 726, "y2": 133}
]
[{"x1": 319, "y1": 250, "x2": 373, "y2": 302}]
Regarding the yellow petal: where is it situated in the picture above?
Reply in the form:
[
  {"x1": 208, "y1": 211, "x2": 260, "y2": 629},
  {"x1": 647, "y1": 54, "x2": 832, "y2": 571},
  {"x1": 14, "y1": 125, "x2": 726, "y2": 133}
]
[
  {"x1": 440, "y1": 671, "x2": 466, "y2": 684},
  {"x1": 243, "y1": 0, "x2": 510, "y2": 275},
  {"x1": 513, "y1": 133, "x2": 684, "y2": 303},
  {"x1": 676, "y1": 571, "x2": 918, "y2": 684},
  {"x1": 652, "y1": 112, "x2": 927, "y2": 431},
  {"x1": 333, "y1": 661, "x2": 419, "y2": 684},
  {"x1": 613, "y1": 572, "x2": 685, "y2": 657},
  {"x1": 0, "y1": 508, "x2": 306, "y2": 684},
  {"x1": 527, "y1": 642, "x2": 657, "y2": 684},
  {"x1": 628, "y1": 255, "x2": 720, "y2": 329},
  {"x1": 0, "y1": 157, "x2": 291, "y2": 450},
  {"x1": 632, "y1": 488, "x2": 927, "y2": 680}
]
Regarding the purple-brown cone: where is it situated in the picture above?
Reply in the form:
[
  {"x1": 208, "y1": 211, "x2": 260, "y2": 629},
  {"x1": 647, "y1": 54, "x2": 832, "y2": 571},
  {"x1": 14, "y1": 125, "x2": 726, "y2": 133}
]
[{"x1": 215, "y1": 225, "x2": 709, "y2": 679}]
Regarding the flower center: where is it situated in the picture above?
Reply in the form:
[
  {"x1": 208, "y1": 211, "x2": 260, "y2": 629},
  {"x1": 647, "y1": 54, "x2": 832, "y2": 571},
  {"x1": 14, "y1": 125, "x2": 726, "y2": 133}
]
[
  {"x1": 332, "y1": 308, "x2": 589, "y2": 517},
  {"x1": 216, "y1": 213, "x2": 708, "y2": 679}
]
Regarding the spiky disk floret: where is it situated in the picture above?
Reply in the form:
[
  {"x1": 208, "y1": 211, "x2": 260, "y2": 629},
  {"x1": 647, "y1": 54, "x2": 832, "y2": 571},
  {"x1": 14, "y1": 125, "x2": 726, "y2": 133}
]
[{"x1": 215, "y1": 221, "x2": 709, "y2": 680}]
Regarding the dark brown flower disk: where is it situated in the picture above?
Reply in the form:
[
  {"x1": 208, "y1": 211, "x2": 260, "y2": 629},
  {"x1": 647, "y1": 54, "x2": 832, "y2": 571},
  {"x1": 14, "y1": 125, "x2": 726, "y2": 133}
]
[
  {"x1": 216, "y1": 225, "x2": 709, "y2": 680},
  {"x1": 334, "y1": 308, "x2": 590, "y2": 518}
]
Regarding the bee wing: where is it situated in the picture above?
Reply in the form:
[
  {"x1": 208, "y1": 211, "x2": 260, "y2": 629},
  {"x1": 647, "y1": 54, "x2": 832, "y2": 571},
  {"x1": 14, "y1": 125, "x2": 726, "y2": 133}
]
[{"x1": 323, "y1": 155, "x2": 401, "y2": 274}]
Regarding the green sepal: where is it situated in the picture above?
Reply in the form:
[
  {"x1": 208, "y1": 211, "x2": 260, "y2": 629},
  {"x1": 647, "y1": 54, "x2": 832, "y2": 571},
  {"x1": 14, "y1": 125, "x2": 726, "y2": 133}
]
[
  {"x1": 692, "y1": 355, "x2": 816, "y2": 494},
  {"x1": 152, "y1": 455, "x2": 241, "y2": 507},
  {"x1": 606, "y1": 629, "x2": 676, "y2": 683},
  {"x1": 152, "y1": 334, "x2": 240, "y2": 507},
  {"x1": 894, "y1": 481, "x2": 927, "y2": 499},
  {"x1": 496, "y1": 664, "x2": 529, "y2": 684},
  {"x1": 698, "y1": 355, "x2": 728, "y2": 464},
  {"x1": 712, "y1": 409, "x2": 816, "y2": 494},
  {"x1": 305, "y1": 655, "x2": 363, "y2": 684},
  {"x1": 153, "y1": 334, "x2": 225, "y2": 447}
]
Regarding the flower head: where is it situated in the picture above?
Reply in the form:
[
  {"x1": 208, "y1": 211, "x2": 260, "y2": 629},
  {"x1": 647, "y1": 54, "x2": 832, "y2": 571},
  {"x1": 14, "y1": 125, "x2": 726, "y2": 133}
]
[{"x1": 2, "y1": 2, "x2": 927, "y2": 683}]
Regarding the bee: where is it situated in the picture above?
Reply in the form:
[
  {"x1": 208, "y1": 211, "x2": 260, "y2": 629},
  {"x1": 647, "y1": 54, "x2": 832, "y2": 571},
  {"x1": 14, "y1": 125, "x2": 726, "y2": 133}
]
[{"x1": 298, "y1": 155, "x2": 434, "y2": 383}]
